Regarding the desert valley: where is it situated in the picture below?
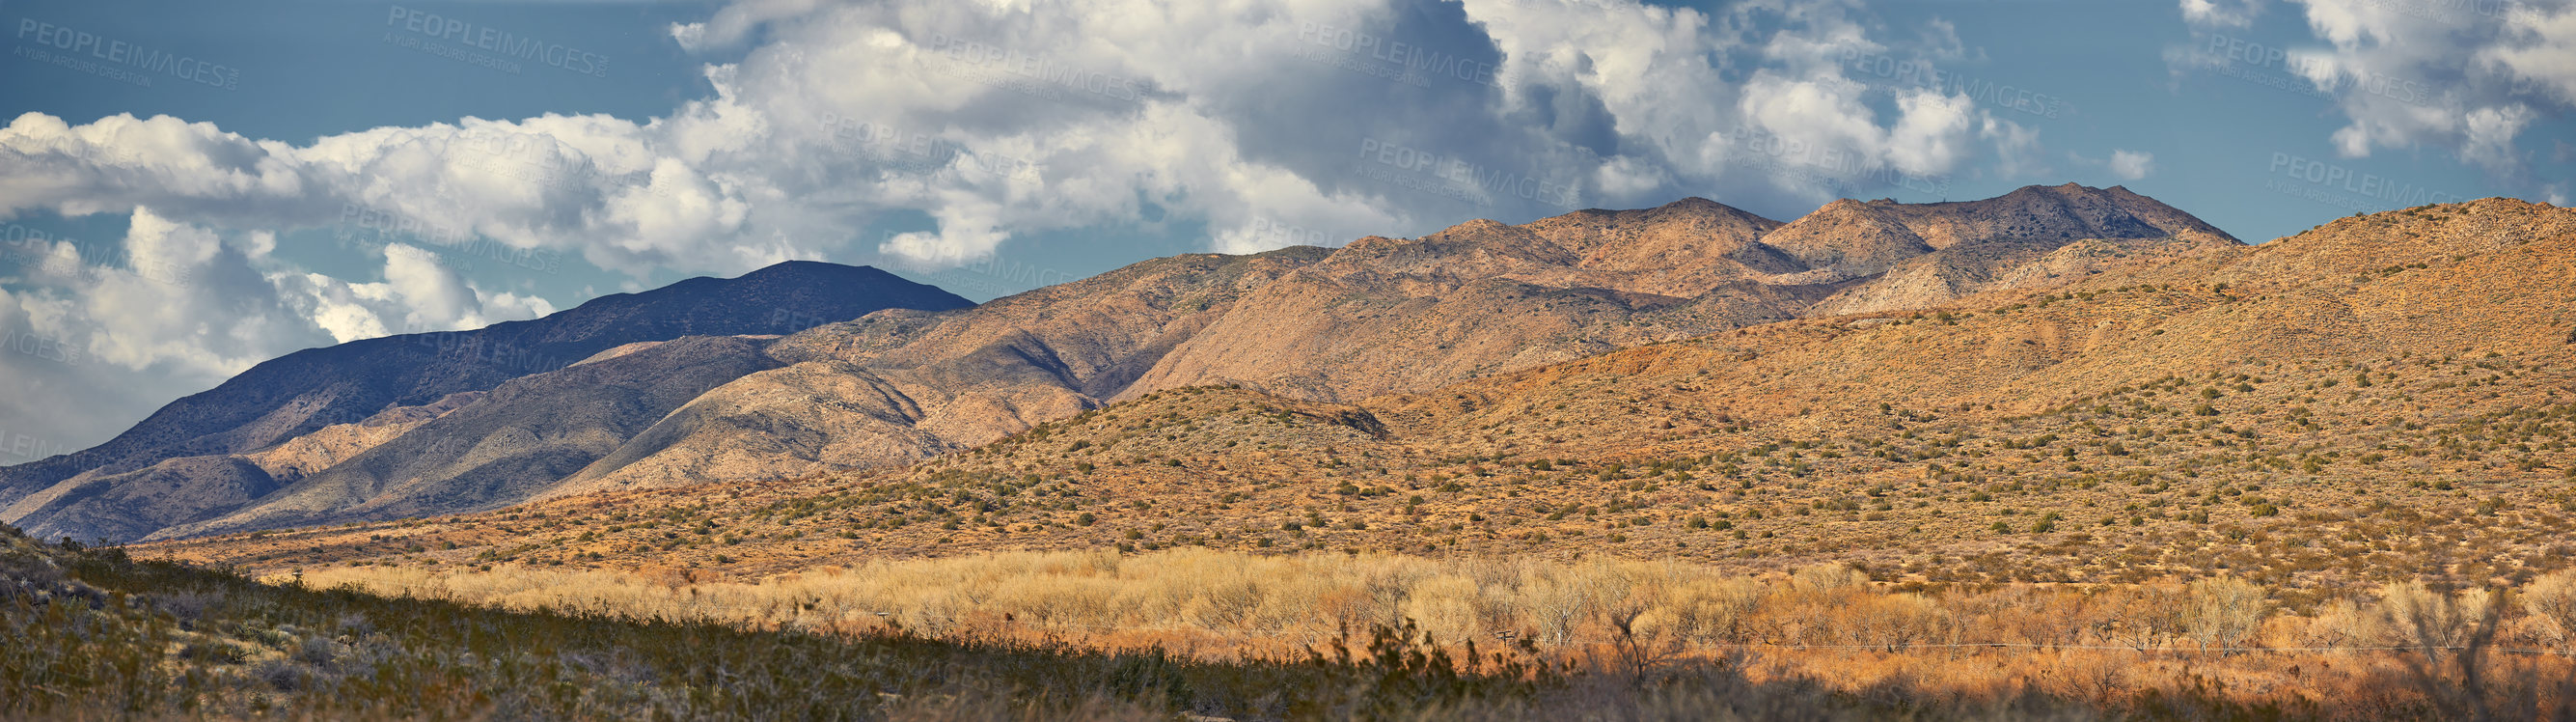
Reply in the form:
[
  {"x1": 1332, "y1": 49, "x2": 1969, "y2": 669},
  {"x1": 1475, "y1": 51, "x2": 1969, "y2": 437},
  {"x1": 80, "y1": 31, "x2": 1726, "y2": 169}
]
[{"x1": 7, "y1": 185, "x2": 2576, "y2": 718}]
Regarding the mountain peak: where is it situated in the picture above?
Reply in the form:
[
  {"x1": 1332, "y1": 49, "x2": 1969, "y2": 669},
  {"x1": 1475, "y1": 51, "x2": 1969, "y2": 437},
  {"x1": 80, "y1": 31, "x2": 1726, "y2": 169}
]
[
  {"x1": 2004, "y1": 181, "x2": 2102, "y2": 198},
  {"x1": 1758, "y1": 197, "x2": 1929, "y2": 279},
  {"x1": 729, "y1": 260, "x2": 902, "y2": 284},
  {"x1": 744, "y1": 258, "x2": 868, "y2": 273},
  {"x1": 0, "y1": 260, "x2": 977, "y2": 542},
  {"x1": 1445, "y1": 218, "x2": 1515, "y2": 234}
]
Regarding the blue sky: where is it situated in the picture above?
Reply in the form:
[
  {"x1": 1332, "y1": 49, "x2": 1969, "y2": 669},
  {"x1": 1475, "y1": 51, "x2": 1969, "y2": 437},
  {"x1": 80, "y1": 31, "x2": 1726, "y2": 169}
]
[{"x1": 1, "y1": 0, "x2": 2570, "y2": 450}]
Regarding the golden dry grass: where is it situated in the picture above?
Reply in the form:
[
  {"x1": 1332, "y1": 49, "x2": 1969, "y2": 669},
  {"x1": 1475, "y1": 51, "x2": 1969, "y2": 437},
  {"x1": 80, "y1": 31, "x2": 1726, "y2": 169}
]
[
  {"x1": 144, "y1": 345, "x2": 2576, "y2": 602},
  {"x1": 276, "y1": 548, "x2": 2576, "y2": 715}
]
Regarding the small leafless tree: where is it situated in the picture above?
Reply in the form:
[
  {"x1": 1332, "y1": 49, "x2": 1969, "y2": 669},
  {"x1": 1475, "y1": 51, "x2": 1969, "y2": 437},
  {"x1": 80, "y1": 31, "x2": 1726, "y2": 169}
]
[{"x1": 2179, "y1": 577, "x2": 2265, "y2": 654}]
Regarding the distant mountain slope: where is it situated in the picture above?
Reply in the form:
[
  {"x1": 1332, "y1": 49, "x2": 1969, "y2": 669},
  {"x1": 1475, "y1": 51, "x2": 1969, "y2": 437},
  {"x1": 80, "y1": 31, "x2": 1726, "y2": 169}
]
[
  {"x1": 141, "y1": 199, "x2": 2576, "y2": 594},
  {"x1": 141, "y1": 335, "x2": 786, "y2": 540},
  {"x1": 58, "y1": 184, "x2": 2248, "y2": 542},
  {"x1": 1, "y1": 262, "x2": 971, "y2": 540},
  {"x1": 555, "y1": 184, "x2": 2241, "y2": 497},
  {"x1": 1787, "y1": 183, "x2": 2244, "y2": 314},
  {"x1": 1127, "y1": 183, "x2": 2233, "y2": 401},
  {"x1": 543, "y1": 247, "x2": 1331, "y2": 498}
]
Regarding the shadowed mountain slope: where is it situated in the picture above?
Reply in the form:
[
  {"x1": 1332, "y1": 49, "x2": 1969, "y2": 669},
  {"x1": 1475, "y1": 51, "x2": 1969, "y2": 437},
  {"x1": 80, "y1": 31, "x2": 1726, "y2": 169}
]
[
  {"x1": 62, "y1": 185, "x2": 2246, "y2": 542},
  {"x1": 553, "y1": 185, "x2": 2242, "y2": 498},
  {"x1": 136, "y1": 335, "x2": 787, "y2": 540},
  {"x1": 2, "y1": 263, "x2": 971, "y2": 541},
  {"x1": 140, "y1": 199, "x2": 2576, "y2": 596}
]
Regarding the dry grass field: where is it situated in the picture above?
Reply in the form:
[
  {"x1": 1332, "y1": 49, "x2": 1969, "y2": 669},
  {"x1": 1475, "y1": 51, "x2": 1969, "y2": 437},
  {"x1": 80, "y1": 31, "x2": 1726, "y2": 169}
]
[
  {"x1": 77, "y1": 199, "x2": 2576, "y2": 719},
  {"x1": 15, "y1": 523, "x2": 2576, "y2": 720},
  {"x1": 274, "y1": 548, "x2": 2576, "y2": 717},
  {"x1": 146, "y1": 349, "x2": 2576, "y2": 601}
]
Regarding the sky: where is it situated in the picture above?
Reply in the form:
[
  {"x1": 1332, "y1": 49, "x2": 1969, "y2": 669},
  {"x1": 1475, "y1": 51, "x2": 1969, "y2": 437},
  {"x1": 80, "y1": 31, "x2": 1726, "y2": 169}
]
[{"x1": 1, "y1": 0, "x2": 2570, "y2": 455}]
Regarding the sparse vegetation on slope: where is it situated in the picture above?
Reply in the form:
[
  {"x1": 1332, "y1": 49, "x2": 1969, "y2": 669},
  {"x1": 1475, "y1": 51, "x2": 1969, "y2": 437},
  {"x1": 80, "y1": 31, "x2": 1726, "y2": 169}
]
[
  {"x1": 21, "y1": 524, "x2": 2576, "y2": 719},
  {"x1": 73, "y1": 523, "x2": 2576, "y2": 720},
  {"x1": 76, "y1": 197, "x2": 2576, "y2": 718}
]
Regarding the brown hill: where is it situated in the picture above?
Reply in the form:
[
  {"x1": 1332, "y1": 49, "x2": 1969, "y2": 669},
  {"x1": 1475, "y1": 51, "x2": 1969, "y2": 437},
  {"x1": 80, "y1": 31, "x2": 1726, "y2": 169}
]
[
  {"x1": 134, "y1": 335, "x2": 786, "y2": 541},
  {"x1": 90, "y1": 185, "x2": 2239, "y2": 542},
  {"x1": 551, "y1": 185, "x2": 2233, "y2": 502},
  {"x1": 0, "y1": 263, "x2": 971, "y2": 542},
  {"x1": 541, "y1": 247, "x2": 1331, "y2": 498},
  {"x1": 1758, "y1": 198, "x2": 1934, "y2": 282},
  {"x1": 1791, "y1": 183, "x2": 2244, "y2": 315},
  {"x1": 137, "y1": 200, "x2": 2576, "y2": 594}
]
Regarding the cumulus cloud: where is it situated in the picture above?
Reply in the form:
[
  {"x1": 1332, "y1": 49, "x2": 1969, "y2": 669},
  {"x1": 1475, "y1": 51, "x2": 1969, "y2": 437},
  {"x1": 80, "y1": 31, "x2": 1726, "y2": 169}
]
[
  {"x1": 2109, "y1": 150, "x2": 2156, "y2": 180},
  {"x1": 0, "y1": 208, "x2": 552, "y2": 448},
  {"x1": 1, "y1": 0, "x2": 2070, "y2": 446},
  {"x1": 2, "y1": 0, "x2": 2050, "y2": 276},
  {"x1": 1979, "y1": 115, "x2": 2048, "y2": 179},
  {"x1": 2179, "y1": 0, "x2": 2576, "y2": 182},
  {"x1": 2480, "y1": 2, "x2": 2576, "y2": 105},
  {"x1": 2180, "y1": 0, "x2": 2264, "y2": 29}
]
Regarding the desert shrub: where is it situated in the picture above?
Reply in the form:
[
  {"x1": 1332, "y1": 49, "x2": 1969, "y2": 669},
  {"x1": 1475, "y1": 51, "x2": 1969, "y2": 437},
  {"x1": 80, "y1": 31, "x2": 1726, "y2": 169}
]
[
  {"x1": 1656, "y1": 577, "x2": 1762, "y2": 645},
  {"x1": 2179, "y1": 577, "x2": 2267, "y2": 652},
  {"x1": 1398, "y1": 574, "x2": 1491, "y2": 645},
  {"x1": 2302, "y1": 597, "x2": 2389, "y2": 650},
  {"x1": 1513, "y1": 564, "x2": 1603, "y2": 646},
  {"x1": 2378, "y1": 580, "x2": 2495, "y2": 657},
  {"x1": 1791, "y1": 562, "x2": 1869, "y2": 592},
  {"x1": 2523, "y1": 569, "x2": 2576, "y2": 651},
  {"x1": 1834, "y1": 592, "x2": 1948, "y2": 650}
]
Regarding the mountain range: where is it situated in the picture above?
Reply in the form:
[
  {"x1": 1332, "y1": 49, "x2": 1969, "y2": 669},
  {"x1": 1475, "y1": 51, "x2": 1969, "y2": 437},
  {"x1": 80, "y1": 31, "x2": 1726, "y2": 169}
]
[
  {"x1": 128, "y1": 193, "x2": 2576, "y2": 597},
  {"x1": 6, "y1": 183, "x2": 2268, "y2": 542},
  {"x1": 0, "y1": 263, "x2": 971, "y2": 541}
]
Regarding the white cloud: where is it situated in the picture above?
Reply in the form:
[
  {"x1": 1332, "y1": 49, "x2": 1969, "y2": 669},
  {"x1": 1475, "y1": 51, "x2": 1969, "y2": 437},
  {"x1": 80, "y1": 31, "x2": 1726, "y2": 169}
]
[
  {"x1": 278, "y1": 244, "x2": 559, "y2": 344},
  {"x1": 1, "y1": 0, "x2": 2053, "y2": 277},
  {"x1": 1885, "y1": 91, "x2": 1979, "y2": 175},
  {"x1": 1, "y1": 0, "x2": 2072, "y2": 445},
  {"x1": 2168, "y1": 0, "x2": 2573, "y2": 193},
  {"x1": 2254, "y1": 0, "x2": 2576, "y2": 180},
  {"x1": 2180, "y1": 0, "x2": 2264, "y2": 29},
  {"x1": 2109, "y1": 150, "x2": 2156, "y2": 180},
  {"x1": 0, "y1": 208, "x2": 553, "y2": 449},
  {"x1": 1979, "y1": 115, "x2": 2048, "y2": 179},
  {"x1": 2480, "y1": 3, "x2": 2576, "y2": 105}
]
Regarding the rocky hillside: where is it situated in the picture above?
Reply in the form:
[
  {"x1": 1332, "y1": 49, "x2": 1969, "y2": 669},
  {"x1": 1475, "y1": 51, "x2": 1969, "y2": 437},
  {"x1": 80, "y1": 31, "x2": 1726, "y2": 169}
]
[
  {"x1": 137, "y1": 199, "x2": 2576, "y2": 596},
  {"x1": 54, "y1": 184, "x2": 2240, "y2": 542},
  {"x1": 135, "y1": 335, "x2": 789, "y2": 541},
  {"x1": 560, "y1": 184, "x2": 2238, "y2": 498},
  {"x1": 1, "y1": 263, "x2": 973, "y2": 542}
]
